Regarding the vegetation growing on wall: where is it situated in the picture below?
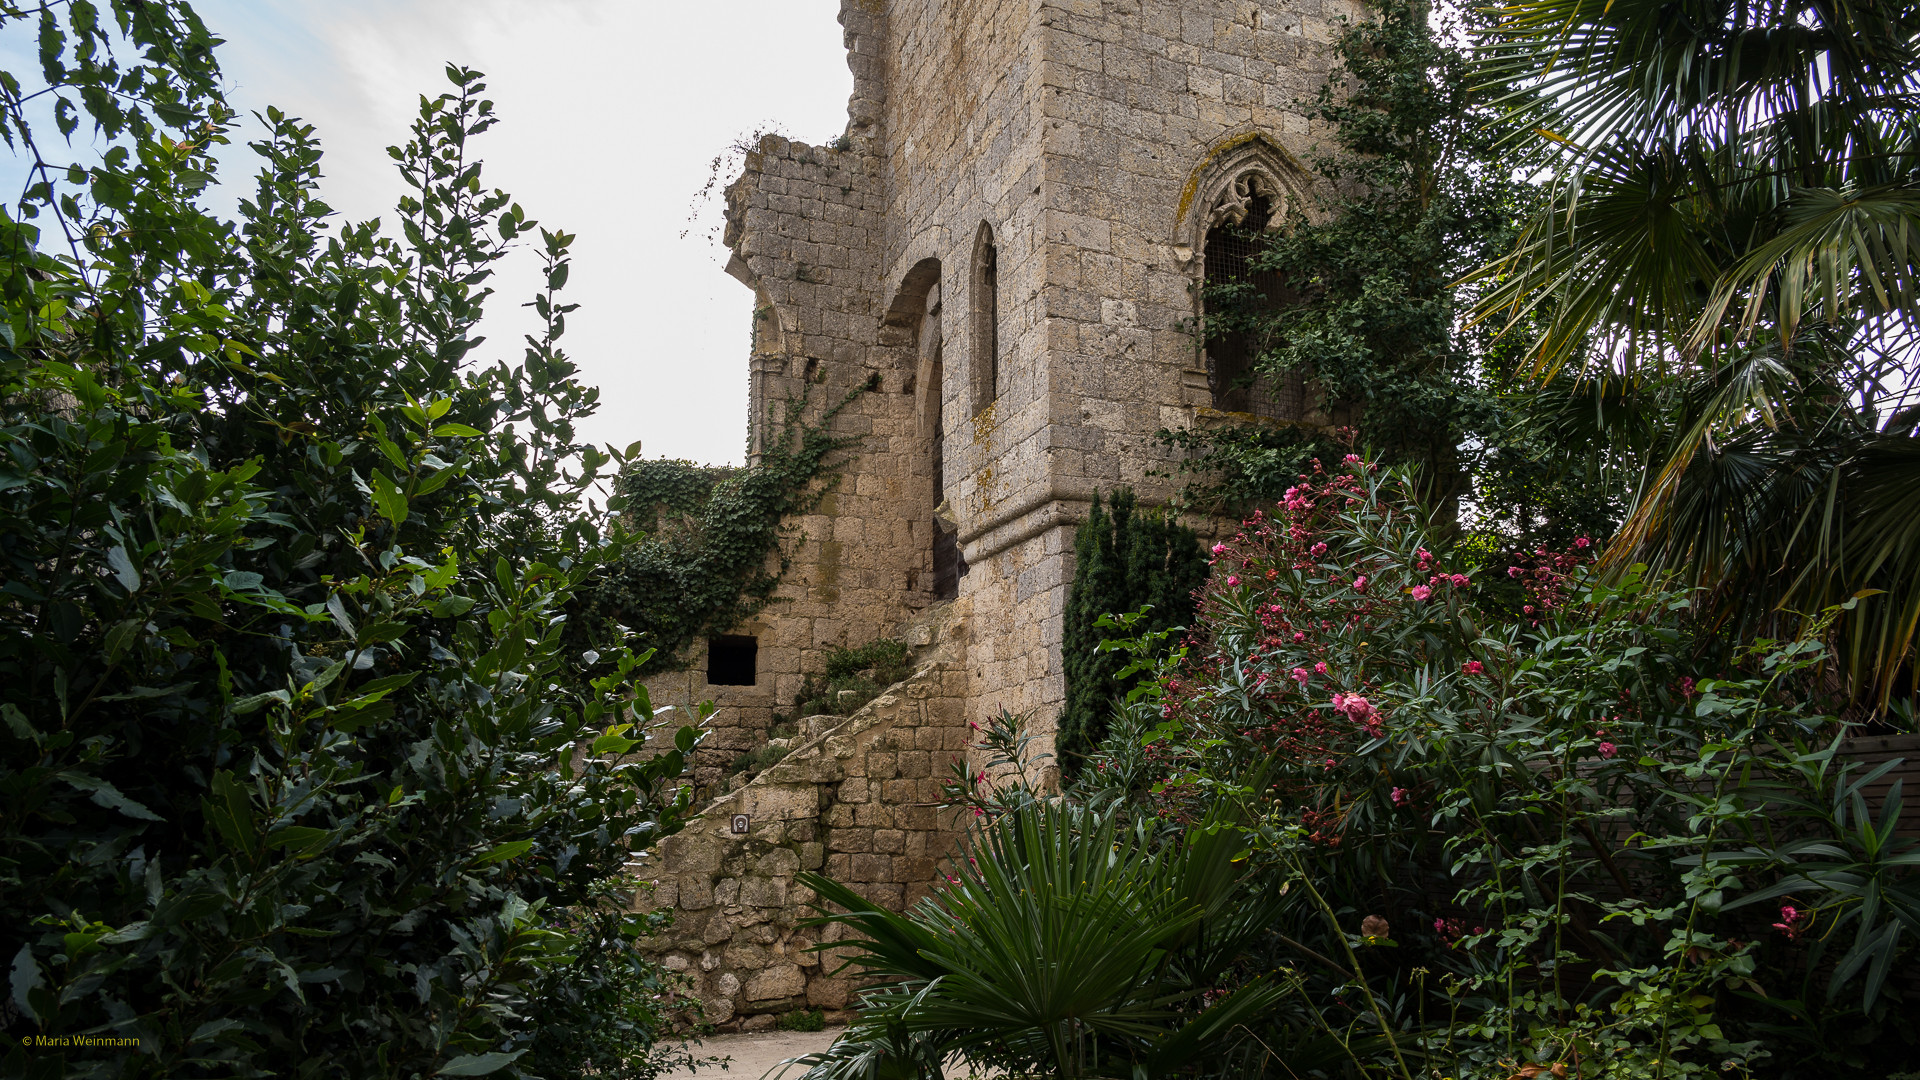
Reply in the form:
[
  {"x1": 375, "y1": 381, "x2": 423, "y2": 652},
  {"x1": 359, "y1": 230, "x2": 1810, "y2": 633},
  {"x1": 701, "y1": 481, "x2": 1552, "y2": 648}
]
[
  {"x1": 589, "y1": 380, "x2": 872, "y2": 677},
  {"x1": 786, "y1": 638, "x2": 914, "y2": 722},
  {"x1": 1057, "y1": 489, "x2": 1208, "y2": 773},
  {"x1": 1170, "y1": 0, "x2": 1534, "y2": 523}
]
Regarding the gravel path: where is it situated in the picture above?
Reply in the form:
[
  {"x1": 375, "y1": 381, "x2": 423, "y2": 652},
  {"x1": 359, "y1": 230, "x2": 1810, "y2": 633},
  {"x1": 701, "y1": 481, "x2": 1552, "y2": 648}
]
[{"x1": 660, "y1": 1028, "x2": 843, "y2": 1080}]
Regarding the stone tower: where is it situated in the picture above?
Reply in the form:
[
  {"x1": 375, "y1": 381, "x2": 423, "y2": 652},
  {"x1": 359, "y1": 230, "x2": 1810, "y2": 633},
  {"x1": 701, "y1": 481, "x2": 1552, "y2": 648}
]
[{"x1": 636, "y1": 0, "x2": 1356, "y2": 1026}]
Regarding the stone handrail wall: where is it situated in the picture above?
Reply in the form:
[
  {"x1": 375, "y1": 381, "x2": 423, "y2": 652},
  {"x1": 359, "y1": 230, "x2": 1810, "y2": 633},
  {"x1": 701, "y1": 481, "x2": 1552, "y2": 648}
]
[{"x1": 633, "y1": 657, "x2": 971, "y2": 1030}]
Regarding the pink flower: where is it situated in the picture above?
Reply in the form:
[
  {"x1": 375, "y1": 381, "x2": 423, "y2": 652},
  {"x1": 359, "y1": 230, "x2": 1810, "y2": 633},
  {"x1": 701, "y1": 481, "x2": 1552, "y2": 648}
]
[
  {"x1": 1597, "y1": 741, "x2": 1617, "y2": 759},
  {"x1": 1226, "y1": 575, "x2": 1240, "y2": 587},
  {"x1": 1462, "y1": 660, "x2": 1484, "y2": 675},
  {"x1": 1574, "y1": 536, "x2": 1591, "y2": 549},
  {"x1": 1310, "y1": 542, "x2": 1329, "y2": 558},
  {"x1": 1680, "y1": 677, "x2": 1697, "y2": 697},
  {"x1": 1211, "y1": 543, "x2": 1227, "y2": 555},
  {"x1": 1390, "y1": 787, "x2": 1408, "y2": 806},
  {"x1": 1417, "y1": 549, "x2": 1433, "y2": 561},
  {"x1": 1508, "y1": 566, "x2": 1524, "y2": 579},
  {"x1": 1352, "y1": 575, "x2": 1368, "y2": 592},
  {"x1": 1344, "y1": 453, "x2": 1361, "y2": 464},
  {"x1": 1270, "y1": 604, "x2": 1284, "y2": 613},
  {"x1": 1410, "y1": 585, "x2": 1432, "y2": 601},
  {"x1": 1314, "y1": 661, "x2": 1328, "y2": 674},
  {"x1": 1523, "y1": 604, "x2": 1535, "y2": 615},
  {"x1": 1772, "y1": 905, "x2": 1807, "y2": 940},
  {"x1": 1333, "y1": 693, "x2": 1375, "y2": 724},
  {"x1": 1293, "y1": 631, "x2": 1307, "y2": 642},
  {"x1": 1450, "y1": 574, "x2": 1469, "y2": 588},
  {"x1": 1290, "y1": 667, "x2": 1310, "y2": 685}
]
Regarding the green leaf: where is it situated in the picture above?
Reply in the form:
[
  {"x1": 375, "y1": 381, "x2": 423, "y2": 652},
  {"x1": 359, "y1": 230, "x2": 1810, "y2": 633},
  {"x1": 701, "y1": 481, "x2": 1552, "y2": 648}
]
[
  {"x1": 267, "y1": 826, "x2": 331, "y2": 854},
  {"x1": 58, "y1": 772, "x2": 163, "y2": 821},
  {"x1": 436, "y1": 1051, "x2": 525, "y2": 1076},
  {"x1": 432, "y1": 423, "x2": 483, "y2": 438},
  {"x1": 2, "y1": 704, "x2": 41, "y2": 744},
  {"x1": 471, "y1": 840, "x2": 534, "y2": 866},
  {"x1": 371, "y1": 471, "x2": 409, "y2": 526},
  {"x1": 231, "y1": 690, "x2": 291, "y2": 715},
  {"x1": 107, "y1": 544, "x2": 140, "y2": 593},
  {"x1": 103, "y1": 618, "x2": 144, "y2": 661},
  {"x1": 431, "y1": 596, "x2": 476, "y2": 618},
  {"x1": 10, "y1": 944, "x2": 44, "y2": 1022}
]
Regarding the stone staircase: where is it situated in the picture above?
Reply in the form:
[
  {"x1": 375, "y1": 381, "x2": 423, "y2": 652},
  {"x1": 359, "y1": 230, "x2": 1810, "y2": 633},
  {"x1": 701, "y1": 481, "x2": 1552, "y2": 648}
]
[{"x1": 632, "y1": 602, "x2": 972, "y2": 1029}]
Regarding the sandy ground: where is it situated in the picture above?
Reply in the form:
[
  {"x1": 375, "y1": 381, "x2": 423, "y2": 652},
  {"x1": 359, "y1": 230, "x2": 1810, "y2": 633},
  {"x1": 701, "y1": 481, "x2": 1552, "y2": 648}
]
[{"x1": 659, "y1": 1028, "x2": 843, "y2": 1080}]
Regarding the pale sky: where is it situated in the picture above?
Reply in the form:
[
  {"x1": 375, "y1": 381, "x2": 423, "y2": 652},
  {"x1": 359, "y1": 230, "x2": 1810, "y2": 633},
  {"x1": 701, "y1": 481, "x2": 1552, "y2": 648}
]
[{"x1": 192, "y1": 1, "x2": 853, "y2": 466}]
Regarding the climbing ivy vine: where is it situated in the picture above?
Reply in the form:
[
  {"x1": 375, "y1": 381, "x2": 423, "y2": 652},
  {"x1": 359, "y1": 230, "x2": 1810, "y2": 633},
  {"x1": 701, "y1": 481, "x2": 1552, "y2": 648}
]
[
  {"x1": 590, "y1": 381, "x2": 872, "y2": 676},
  {"x1": 1169, "y1": 0, "x2": 1534, "y2": 522}
]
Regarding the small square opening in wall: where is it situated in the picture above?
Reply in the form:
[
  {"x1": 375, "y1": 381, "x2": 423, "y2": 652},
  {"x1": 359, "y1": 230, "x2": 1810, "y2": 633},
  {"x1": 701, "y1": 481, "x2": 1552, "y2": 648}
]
[{"x1": 707, "y1": 635, "x2": 758, "y2": 686}]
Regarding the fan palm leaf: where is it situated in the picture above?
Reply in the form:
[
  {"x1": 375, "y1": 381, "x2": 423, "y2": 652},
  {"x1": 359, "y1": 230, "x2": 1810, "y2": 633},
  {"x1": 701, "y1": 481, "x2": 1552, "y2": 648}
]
[{"x1": 792, "y1": 803, "x2": 1291, "y2": 1080}]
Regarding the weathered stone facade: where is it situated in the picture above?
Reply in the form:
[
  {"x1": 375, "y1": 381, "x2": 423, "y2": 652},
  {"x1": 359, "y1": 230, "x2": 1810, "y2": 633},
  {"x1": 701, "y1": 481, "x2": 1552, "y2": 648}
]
[
  {"x1": 636, "y1": 602, "x2": 973, "y2": 1027},
  {"x1": 638, "y1": 0, "x2": 1356, "y2": 1024}
]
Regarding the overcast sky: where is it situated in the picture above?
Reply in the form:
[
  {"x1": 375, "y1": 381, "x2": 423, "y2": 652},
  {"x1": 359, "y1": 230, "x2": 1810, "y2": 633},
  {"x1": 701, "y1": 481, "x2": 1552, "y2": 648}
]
[{"x1": 188, "y1": 0, "x2": 854, "y2": 466}]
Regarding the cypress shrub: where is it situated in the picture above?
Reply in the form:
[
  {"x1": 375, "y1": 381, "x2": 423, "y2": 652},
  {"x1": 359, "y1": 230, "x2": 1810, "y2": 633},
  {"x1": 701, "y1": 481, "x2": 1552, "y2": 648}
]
[{"x1": 1057, "y1": 489, "x2": 1207, "y2": 772}]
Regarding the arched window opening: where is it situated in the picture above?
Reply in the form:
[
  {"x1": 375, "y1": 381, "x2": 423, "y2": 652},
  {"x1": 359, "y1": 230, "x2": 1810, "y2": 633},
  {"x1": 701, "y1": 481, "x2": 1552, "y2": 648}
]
[
  {"x1": 1201, "y1": 175, "x2": 1305, "y2": 420},
  {"x1": 970, "y1": 223, "x2": 999, "y2": 415}
]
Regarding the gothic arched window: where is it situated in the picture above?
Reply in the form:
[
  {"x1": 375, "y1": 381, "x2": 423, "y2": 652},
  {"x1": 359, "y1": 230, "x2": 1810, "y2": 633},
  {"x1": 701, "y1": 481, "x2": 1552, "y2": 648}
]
[{"x1": 1193, "y1": 160, "x2": 1307, "y2": 421}]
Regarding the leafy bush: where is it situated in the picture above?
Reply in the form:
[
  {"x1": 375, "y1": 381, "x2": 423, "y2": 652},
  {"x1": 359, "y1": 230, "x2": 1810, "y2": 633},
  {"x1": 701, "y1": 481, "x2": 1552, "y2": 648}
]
[
  {"x1": 776, "y1": 1009, "x2": 826, "y2": 1033},
  {"x1": 794, "y1": 801, "x2": 1310, "y2": 1080},
  {"x1": 1057, "y1": 488, "x2": 1207, "y2": 772},
  {"x1": 786, "y1": 638, "x2": 913, "y2": 721},
  {"x1": 1079, "y1": 456, "x2": 1919, "y2": 1078},
  {"x1": 0, "y1": 8, "x2": 839, "y2": 1077}
]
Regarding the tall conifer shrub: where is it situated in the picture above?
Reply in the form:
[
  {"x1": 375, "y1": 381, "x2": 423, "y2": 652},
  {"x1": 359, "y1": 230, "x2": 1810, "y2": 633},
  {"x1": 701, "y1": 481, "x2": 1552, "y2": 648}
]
[{"x1": 1057, "y1": 490, "x2": 1206, "y2": 772}]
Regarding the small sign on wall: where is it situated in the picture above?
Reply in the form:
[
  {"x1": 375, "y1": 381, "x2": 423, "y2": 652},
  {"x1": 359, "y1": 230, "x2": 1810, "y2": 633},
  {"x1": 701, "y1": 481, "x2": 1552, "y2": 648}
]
[{"x1": 730, "y1": 814, "x2": 750, "y2": 835}]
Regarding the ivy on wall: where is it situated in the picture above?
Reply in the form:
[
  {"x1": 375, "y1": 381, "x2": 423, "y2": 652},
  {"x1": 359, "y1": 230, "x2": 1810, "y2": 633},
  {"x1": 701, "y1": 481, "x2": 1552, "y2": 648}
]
[
  {"x1": 1167, "y1": 0, "x2": 1529, "y2": 520},
  {"x1": 589, "y1": 378, "x2": 873, "y2": 675}
]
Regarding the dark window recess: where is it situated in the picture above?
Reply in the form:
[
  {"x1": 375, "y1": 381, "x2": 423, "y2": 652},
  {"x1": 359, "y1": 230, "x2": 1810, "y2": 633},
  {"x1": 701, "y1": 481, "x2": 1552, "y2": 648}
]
[
  {"x1": 933, "y1": 529, "x2": 967, "y2": 601},
  {"x1": 1203, "y1": 195, "x2": 1305, "y2": 421},
  {"x1": 707, "y1": 636, "x2": 758, "y2": 686}
]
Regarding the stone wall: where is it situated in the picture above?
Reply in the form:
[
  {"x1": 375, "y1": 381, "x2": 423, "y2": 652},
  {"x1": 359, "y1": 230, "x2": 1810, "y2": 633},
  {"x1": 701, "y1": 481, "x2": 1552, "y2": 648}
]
[
  {"x1": 635, "y1": 603, "x2": 973, "y2": 1029},
  {"x1": 635, "y1": 1, "x2": 1360, "y2": 1014}
]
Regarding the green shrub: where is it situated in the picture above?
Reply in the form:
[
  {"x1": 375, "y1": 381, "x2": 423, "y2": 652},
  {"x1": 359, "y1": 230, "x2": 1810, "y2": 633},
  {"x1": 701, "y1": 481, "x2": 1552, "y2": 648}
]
[
  {"x1": 788, "y1": 639, "x2": 913, "y2": 720},
  {"x1": 1082, "y1": 456, "x2": 1919, "y2": 1077},
  {"x1": 0, "y1": 9, "x2": 848, "y2": 1076},
  {"x1": 728, "y1": 743, "x2": 792, "y2": 780},
  {"x1": 1057, "y1": 488, "x2": 1207, "y2": 772},
  {"x1": 776, "y1": 1009, "x2": 827, "y2": 1032}
]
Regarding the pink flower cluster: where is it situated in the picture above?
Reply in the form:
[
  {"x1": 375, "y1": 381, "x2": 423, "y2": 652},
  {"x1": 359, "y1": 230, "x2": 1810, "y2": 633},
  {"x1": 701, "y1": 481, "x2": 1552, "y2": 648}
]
[
  {"x1": 1332, "y1": 691, "x2": 1381, "y2": 736},
  {"x1": 1772, "y1": 905, "x2": 1808, "y2": 940}
]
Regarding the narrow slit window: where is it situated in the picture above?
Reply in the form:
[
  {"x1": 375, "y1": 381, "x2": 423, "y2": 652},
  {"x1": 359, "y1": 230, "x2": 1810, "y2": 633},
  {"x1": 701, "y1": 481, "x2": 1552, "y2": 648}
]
[
  {"x1": 971, "y1": 223, "x2": 999, "y2": 414},
  {"x1": 706, "y1": 635, "x2": 758, "y2": 686}
]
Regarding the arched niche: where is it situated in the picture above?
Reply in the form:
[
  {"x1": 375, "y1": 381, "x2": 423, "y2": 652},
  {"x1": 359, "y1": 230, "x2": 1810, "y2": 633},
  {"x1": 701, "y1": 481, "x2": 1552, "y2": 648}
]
[{"x1": 1175, "y1": 134, "x2": 1315, "y2": 421}]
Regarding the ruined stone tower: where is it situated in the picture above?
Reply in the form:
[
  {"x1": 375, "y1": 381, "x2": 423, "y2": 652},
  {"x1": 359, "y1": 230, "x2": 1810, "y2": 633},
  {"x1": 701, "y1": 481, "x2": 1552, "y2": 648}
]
[{"x1": 637, "y1": 0, "x2": 1357, "y2": 1027}]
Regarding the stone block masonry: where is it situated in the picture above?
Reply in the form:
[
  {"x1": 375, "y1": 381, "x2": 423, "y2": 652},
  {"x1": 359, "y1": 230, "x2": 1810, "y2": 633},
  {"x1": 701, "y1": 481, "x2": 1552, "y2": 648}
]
[
  {"x1": 633, "y1": 0, "x2": 1353, "y2": 1019},
  {"x1": 635, "y1": 602, "x2": 974, "y2": 1029}
]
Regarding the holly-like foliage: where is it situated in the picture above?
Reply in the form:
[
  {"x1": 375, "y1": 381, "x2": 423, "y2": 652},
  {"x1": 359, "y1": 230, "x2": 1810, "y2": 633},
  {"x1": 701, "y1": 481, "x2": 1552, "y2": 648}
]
[{"x1": 0, "y1": 7, "x2": 806, "y2": 1077}]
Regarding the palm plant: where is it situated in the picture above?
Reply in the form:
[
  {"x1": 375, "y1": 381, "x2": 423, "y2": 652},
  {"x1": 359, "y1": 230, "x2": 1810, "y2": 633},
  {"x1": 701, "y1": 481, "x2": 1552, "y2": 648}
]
[
  {"x1": 1466, "y1": 0, "x2": 1920, "y2": 708},
  {"x1": 788, "y1": 803, "x2": 1296, "y2": 1080}
]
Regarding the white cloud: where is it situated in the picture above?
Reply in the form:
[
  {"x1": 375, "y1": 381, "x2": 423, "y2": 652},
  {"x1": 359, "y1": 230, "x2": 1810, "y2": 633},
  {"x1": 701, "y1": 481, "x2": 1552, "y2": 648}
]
[{"x1": 196, "y1": 0, "x2": 852, "y2": 466}]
